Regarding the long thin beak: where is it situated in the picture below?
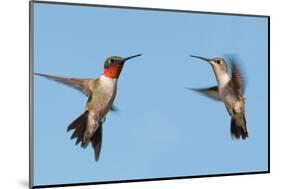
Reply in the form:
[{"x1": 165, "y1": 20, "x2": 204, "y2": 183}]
[
  {"x1": 190, "y1": 55, "x2": 209, "y2": 62},
  {"x1": 123, "y1": 54, "x2": 142, "y2": 62}
]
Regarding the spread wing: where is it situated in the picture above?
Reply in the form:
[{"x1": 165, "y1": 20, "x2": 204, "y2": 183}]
[
  {"x1": 188, "y1": 86, "x2": 221, "y2": 101},
  {"x1": 35, "y1": 73, "x2": 93, "y2": 96}
]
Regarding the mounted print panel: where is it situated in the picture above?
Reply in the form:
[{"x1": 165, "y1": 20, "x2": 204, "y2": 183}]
[{"x1": 30, "y1": 1, "x2": 269, "y2": 188}]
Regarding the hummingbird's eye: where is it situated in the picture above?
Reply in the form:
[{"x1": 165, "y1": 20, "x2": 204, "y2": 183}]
[
  {"x1": 215, "y1": 60, "x2": 221, "y2": 64},
  {"x1": 110, "y1": 59, "x2": 115, "y2": 64}
]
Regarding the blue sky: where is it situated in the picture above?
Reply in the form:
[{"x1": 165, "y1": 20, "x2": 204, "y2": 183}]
[{"x1": 33, "y1": 2, "x2": 268, "y2": 186}]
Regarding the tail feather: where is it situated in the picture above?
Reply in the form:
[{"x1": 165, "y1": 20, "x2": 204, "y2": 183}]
[
  {"x1": 231, "y1": 114, "x2": 248, "y2": 140},
  {"x1": 67, "y1": 111, "x2": 88, "y2": 145},
  {"x1": 91, "y1": 125, "x2": 103, "y2": 161},
  {"x1": 67, "y1": 111, "x2": 103, "y2": 161}
]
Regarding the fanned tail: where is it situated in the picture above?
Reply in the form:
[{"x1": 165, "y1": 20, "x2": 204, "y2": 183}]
[
  {"x1": 67, "y1": 111, "x2": 88, "y2": 146},
  {"x1": 67, "y1": 111, "x2": 103, "y2": 161}
]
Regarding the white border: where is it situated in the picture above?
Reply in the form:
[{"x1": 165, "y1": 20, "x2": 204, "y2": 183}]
[{"x1": 0, "y1": 0, "x2": 277, "y2": 189}]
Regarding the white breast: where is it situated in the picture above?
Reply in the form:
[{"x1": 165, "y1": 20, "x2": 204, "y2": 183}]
[
  {"x1": 218, "y1": 73, "x2": 231, "y2": 87},
  {"x1": 100, "y1": 75, "x2": 117, "y2": 94}
]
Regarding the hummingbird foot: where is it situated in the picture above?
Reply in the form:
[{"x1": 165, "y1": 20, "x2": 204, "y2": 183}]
[{"x1": 101, "y1": 117, "x2": 106, "y2": 123}]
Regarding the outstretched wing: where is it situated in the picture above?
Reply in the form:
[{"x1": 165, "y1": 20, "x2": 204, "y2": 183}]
[
  {"x1": 188, "y1": 86, "x2": 221, "y2": 101},
  {"x1": 35, "y1": 73, "x2": 93, "y2": 96}
]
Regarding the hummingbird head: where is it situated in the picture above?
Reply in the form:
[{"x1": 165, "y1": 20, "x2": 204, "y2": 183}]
[
  {"x1": 103, "y1": 54, "x2": 142, "y2": 79},
  {"x1": 208, "y1": 58, "x2": 228, "y2": 73},
  {"x1": 190, "y1": 55, "x2": 231, "y2": 86},
  {"x1": 190, "y1": 55, "x2": 228, "y2": 73}
]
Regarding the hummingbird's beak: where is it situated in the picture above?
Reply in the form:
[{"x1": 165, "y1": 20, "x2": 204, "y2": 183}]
[
  {"x1": 123, "y1": 54, "x2": 142, "y2": 62},
  {"x1": 190, "y1": 55, "x2": 210, "y2": 62}
]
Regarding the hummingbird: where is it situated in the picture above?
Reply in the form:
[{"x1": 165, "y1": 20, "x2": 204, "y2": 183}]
[
  {"x1": 189, "y1": 55, "x2": 248, "y2": 140},
  {"x1": 35, "y1": 54, "x2": 142, "y2": 161}
]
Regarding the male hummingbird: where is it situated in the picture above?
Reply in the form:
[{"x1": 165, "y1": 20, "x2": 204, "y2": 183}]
[
  {"x1": 35, "y1": 54, "x2": 142, "y2": 160},
  {"x1": 189, "y1": 55, "x2": 248, "y2": 140}
]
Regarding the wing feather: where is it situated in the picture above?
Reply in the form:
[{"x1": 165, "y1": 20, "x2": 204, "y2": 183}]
[
  {"x1": 224, "y1": 55, "x2": 247, "y2": 95},
  {"x1": 231, "y1": 63, "x2": 246, "y2": 95},
  {"x1": 35, "y1": 73, "x2": 93, "y2": 96},
  {"x1": 188, "y1": 86, "x2": 221, "y2": 101}
]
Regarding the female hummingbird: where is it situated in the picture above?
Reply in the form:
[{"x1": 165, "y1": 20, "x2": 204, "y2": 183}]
[
  {"x1": 35, "y1": 54, "x2": 142, "y2": 160},
  {"x1": 189, "y1": 55, "x2": 248, "y2": 140}
]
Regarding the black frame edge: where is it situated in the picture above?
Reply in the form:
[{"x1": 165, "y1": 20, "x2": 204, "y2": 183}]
[
  {"x1": 267, "y1": 16, "x2": 270, "y2": 173},
  {"x1": 32, "y1": 171, "x2": 269, "y2": 189},
  {"x1": 32, "y1": 0, "x2": 270, "y2": 18}
]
